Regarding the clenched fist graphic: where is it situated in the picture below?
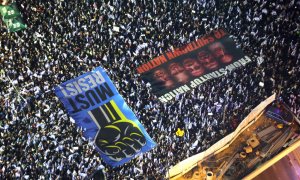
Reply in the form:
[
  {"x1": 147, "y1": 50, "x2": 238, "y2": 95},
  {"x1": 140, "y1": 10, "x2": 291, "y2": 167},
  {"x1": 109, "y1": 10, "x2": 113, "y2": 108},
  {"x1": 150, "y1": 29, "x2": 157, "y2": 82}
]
[{"x1": 88, "y1": 100, "x2": 146, "y2": 162}]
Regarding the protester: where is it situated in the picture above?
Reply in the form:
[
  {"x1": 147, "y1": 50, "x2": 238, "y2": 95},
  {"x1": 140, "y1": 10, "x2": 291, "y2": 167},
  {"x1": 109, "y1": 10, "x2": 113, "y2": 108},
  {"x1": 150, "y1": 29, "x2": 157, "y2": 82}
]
[{"x1": 0, "y1": 0, "x2": 299, "y2": 179}]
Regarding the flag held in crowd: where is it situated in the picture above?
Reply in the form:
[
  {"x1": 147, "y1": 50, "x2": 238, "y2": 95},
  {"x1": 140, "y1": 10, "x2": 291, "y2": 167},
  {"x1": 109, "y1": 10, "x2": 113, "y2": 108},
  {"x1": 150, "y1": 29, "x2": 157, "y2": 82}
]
[
  {"x1": 54, "y1": 67, "x2": 156, "y2": 167},
  {"x1": 0, "y1": 2, "x2": 26, "y2": 32},
  {"x1": 0, "y1": 2, "x2": 20, "y2": 19},
  {"x1": 113, "y1": 26, "x2": 120, "y2": 32},
  {"x1": 3, "y1": 17, "x2": 26, "y2": 32}
]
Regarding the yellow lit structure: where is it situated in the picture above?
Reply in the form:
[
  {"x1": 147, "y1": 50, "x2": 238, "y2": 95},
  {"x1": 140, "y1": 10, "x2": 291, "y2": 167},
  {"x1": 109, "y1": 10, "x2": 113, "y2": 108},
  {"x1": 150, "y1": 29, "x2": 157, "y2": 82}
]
[{"x1": 168, "y1": 94, "x2": 300, "y2": 180}]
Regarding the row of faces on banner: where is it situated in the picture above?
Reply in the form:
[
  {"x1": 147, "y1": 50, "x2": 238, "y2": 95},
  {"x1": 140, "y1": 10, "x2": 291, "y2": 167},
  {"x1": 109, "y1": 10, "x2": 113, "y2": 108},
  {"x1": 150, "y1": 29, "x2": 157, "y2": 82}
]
[{"x1": 153, "y1": 42, "x2": 233, "y2": 89}]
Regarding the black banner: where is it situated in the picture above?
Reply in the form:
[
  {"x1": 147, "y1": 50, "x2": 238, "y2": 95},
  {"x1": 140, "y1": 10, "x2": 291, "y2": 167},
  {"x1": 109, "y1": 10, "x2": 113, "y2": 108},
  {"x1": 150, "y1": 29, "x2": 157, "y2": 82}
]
[{"x1": 136, "y1": 29, "x2": 252, "y2": 103}]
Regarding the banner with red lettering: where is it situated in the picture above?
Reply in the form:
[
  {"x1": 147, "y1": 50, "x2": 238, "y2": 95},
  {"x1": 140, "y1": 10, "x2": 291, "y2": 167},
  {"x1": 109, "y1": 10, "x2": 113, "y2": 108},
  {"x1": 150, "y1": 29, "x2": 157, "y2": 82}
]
[{"x1": 136, "y1": 29, "x2": 253, "y2": 103}]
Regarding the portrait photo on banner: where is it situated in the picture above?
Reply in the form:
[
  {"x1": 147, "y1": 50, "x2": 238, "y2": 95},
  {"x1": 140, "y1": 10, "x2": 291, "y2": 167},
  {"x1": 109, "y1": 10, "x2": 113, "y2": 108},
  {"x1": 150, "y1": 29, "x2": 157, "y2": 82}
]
[{"x1": 140, "y1": 33, "x2": 245, "y2": 97}]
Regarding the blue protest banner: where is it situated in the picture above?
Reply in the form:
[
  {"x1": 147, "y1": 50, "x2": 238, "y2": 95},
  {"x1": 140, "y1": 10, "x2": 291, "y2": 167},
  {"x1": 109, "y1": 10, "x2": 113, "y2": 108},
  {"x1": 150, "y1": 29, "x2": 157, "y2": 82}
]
[{"x1": 55, "y1": 67, "x2": 156, "y2": 167}]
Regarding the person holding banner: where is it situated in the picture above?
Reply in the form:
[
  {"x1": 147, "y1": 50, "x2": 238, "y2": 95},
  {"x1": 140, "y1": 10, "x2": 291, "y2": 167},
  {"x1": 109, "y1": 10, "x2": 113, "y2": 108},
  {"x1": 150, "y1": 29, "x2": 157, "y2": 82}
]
[
  {"x1": 197, "y1": 50, "x2": 219, "y2": 71},
  {"x1": 209, "y1": 42, "x2": 233, "y2": 64},
  {"x1": 183, "y1": 58, "x2": 206, "y2": 77}
]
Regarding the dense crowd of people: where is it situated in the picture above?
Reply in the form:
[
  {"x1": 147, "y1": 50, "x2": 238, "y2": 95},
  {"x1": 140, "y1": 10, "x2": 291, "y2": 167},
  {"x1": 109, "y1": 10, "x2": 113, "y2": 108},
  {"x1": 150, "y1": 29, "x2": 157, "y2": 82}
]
[{"x1": 0, "y1": 0, "x2": 299, "y2": 179}]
